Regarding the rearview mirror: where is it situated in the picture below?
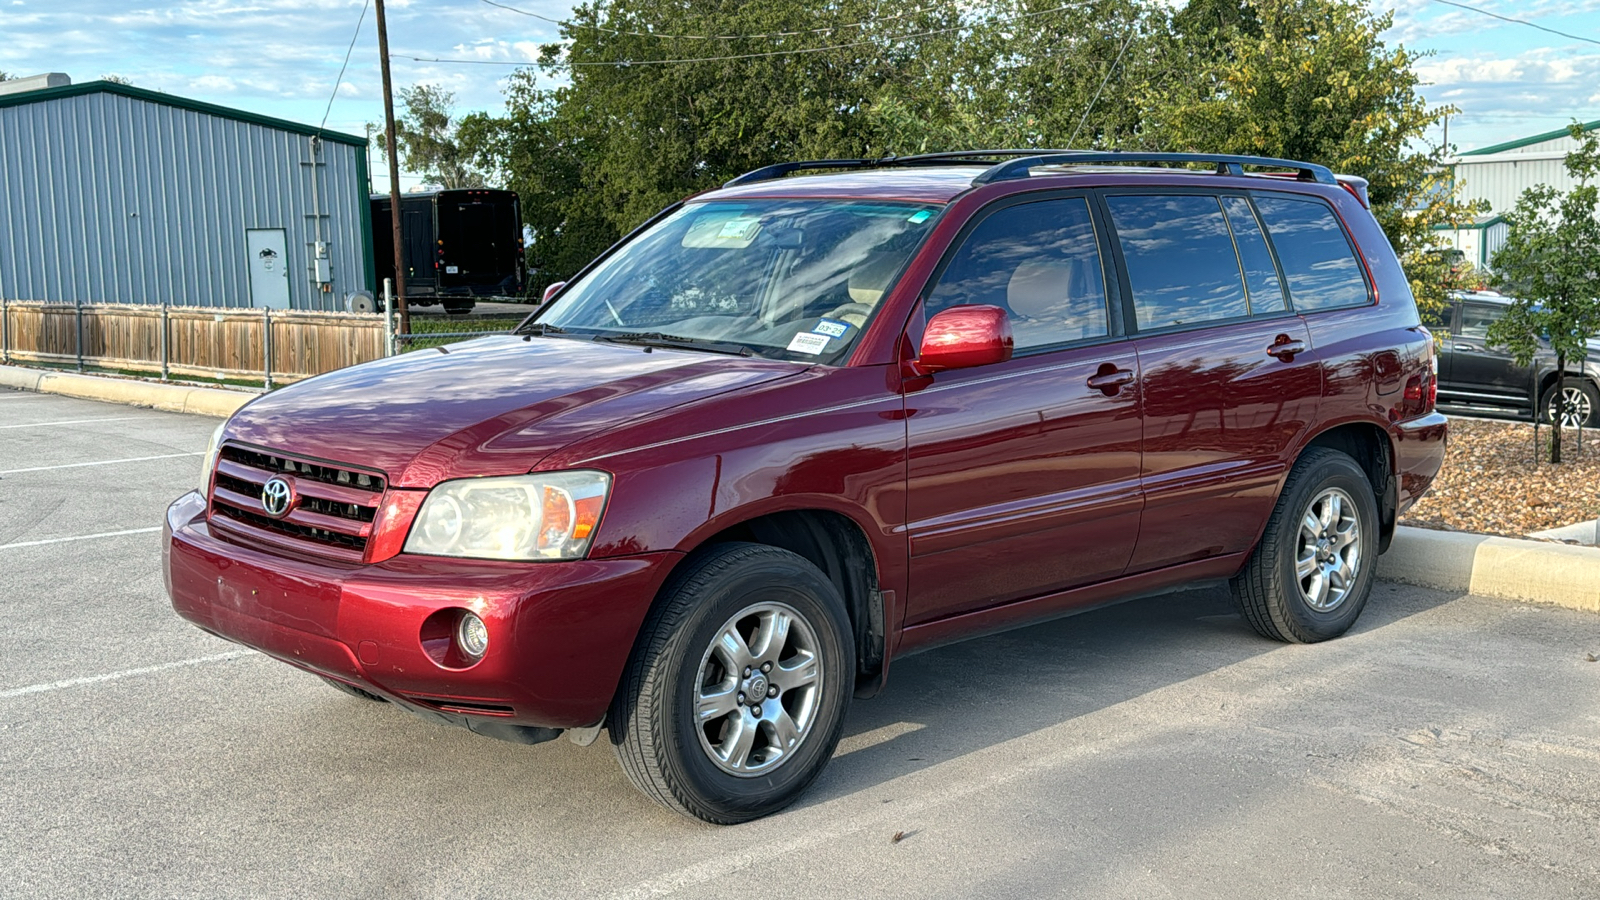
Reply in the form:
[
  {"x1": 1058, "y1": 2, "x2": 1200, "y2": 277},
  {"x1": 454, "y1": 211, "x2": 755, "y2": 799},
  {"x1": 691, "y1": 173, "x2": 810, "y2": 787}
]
[
  {"x1": 916, "y1": 305, "x2": 1014, "y2": 373},
  {"x1": 542, "y1": 281, "x2": 568, "y2": 303}
]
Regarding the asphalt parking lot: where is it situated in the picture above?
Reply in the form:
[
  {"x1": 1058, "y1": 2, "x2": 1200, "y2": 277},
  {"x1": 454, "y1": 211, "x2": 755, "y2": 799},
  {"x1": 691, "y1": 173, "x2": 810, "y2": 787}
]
[{"x1": 2, "y1": 386, "x2": 1599, "y2": 899}]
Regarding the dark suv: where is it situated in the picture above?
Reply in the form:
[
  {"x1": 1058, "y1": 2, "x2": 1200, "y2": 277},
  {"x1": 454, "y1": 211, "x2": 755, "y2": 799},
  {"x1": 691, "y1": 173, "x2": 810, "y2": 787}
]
[
  {"x1": 165, "y1": 151, "x2": 1447, "y2": 824},
  {"x1": 1426, "y1": 290, "x2": 1600, "y2": 427}
]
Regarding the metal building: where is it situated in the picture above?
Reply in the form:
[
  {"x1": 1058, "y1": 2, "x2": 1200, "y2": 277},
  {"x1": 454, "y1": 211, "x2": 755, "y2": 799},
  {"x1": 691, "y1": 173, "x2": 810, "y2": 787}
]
[
  {"x1": 0, "y1": 78, "x2": 374, "y2": 310},
  {"x1": 1451, "y1": 119, "x2": 1600, "y2": 218}
]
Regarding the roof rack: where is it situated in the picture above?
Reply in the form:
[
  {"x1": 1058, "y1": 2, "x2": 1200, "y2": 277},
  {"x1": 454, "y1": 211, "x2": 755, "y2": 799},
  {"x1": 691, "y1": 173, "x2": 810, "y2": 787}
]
[
  {"x1": 721, "y1": 150, "x2": 1340, "y2": 189},
  {"x1": 721, "y1": 150, "x2": 1083, "y2": 188},
  {"x1": 972, "y1": 151, "x2": 1337, "y2": 185}
]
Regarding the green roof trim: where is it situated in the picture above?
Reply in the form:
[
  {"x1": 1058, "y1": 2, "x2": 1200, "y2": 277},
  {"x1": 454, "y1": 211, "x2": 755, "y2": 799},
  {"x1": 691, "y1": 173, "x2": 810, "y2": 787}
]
[
  {"x1": 0, "y1": 80, "x2": 368, "y2": 147},
  {"x1": 1458, "y1": 119, "x2": 1600, "y2": 157}
]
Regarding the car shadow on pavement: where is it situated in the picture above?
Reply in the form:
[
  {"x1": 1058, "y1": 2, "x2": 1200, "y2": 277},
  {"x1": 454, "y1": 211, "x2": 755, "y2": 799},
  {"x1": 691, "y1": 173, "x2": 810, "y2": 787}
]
[{"x1": 799, "y1": 581, "x2": 1457, "y2": 810}]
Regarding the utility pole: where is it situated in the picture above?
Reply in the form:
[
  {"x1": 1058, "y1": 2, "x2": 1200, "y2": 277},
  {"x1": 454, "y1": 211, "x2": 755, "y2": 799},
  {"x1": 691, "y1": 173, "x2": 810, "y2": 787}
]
[{"x1": 375, "y1": 0, "x2": 409, "y2": 336}]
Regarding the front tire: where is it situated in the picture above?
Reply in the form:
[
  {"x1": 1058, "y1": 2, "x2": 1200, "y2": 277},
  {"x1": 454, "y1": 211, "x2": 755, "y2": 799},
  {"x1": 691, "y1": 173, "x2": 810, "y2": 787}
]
[
  {"x1": 1231, "y1": 448, "x2": 1378, "y2": 643},
  {"x1": 609, "y1": 543, "x2": 854, "y2": 824}
]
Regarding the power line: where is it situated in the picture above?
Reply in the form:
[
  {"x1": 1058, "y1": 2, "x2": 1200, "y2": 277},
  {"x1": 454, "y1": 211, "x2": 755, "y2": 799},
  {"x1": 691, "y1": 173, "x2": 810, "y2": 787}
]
[
  {"x1": 319, "y1": 0, "x2": 370, "y2": 133},
  {"x1": 1425, "y1": 0, "x2": 1600, "y2": 48},
  {"x1": 401, "y1": 0, "x2": 1102, "y2": 68},
  {"x1": 479, "y1": 0, "x2": 959, "y2": 41},
  {"x1": 1067, "y1": 27, "x2": 1135, "y2": 146}
]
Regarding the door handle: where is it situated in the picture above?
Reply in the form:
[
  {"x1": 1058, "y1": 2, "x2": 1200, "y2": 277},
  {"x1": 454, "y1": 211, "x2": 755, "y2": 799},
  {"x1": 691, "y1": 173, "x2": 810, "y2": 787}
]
[
  {"x1": 1453, "y1": 343, "x2": 1477, "y2": 351},
  {"x1": 1266, "y1": 339, "x2": 1307, "y2": 360},
  {"x1": 1086, "y1": 366, "x2": 1136, "y2": 394}
]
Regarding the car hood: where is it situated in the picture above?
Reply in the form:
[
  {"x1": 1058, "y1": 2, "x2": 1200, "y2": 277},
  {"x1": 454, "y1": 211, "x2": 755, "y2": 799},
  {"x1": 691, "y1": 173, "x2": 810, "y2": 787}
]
[{"x1": 224, "y1": 335, "x2": 805, "y2": 488}]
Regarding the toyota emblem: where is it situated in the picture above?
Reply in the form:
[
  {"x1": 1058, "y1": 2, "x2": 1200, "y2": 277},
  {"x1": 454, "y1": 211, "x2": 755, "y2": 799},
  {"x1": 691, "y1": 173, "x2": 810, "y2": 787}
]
[{"x1": 261, "y1": 476, "x2": 294, "y2": 518}]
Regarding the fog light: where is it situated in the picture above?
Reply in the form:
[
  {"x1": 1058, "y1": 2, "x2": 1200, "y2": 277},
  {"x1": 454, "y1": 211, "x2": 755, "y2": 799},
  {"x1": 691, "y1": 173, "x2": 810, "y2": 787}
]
[{"x1": 457, "y1": 612, "x2": 489, "y2": 659}]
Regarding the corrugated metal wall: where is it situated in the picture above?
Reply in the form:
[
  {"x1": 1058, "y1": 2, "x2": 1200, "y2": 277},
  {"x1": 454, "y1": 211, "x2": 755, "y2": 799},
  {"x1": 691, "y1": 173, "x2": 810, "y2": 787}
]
[
  {"x1": 0, "y1": 89, "x2": 371, "y2": 310},
  {"x1": 1455, "y1": 145, "x2": 1576, "y2": 218}
]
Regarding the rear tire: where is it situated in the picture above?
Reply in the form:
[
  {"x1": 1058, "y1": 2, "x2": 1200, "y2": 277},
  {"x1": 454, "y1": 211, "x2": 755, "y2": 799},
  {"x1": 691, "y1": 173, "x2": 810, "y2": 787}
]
[
  {"x1": 1540, "y1": 379, "x2": 1599, "y2": 428},
  {"x1": 609, "y1": 543, "x2": 854, "y2": 824},
  {"x1": 1230, "y1": 448, "x2": 1378, "y2": 643}
]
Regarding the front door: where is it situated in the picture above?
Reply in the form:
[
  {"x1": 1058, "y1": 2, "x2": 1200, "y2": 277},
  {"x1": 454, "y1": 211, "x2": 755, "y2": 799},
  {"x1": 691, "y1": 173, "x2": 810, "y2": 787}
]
[
  {"x1": 904, "y1": 195, "x2": 1144, "y2": 626},
  {"x1": 245, "y1": 228, "x2": 291, "y2": 309}
]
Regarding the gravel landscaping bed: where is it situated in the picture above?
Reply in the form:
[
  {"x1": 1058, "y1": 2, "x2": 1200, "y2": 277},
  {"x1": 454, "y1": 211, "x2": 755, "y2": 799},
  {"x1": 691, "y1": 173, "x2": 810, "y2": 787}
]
[{"x1": 1401, "y1": 418, "x2": 1600, "y2": 537}]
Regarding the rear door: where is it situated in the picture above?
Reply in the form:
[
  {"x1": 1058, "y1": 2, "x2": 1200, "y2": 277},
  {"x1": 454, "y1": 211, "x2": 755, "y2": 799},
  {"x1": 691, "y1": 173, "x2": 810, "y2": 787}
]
[
  {"x1": 1102, "y1": 192, "x2": 1321, "y2": 573},
  {"x1": 903, "y1": 194, "x2": 1144, "y2": 625},
  {"x1": 1447, "y1": 301, "x2": 1537, "y2": 412}
]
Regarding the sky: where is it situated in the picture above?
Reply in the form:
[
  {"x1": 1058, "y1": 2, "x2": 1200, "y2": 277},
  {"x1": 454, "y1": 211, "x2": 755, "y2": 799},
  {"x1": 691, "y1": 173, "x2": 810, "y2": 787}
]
[{"x1": 1, "y1": 0, "x2": 1597, "y2": 190}]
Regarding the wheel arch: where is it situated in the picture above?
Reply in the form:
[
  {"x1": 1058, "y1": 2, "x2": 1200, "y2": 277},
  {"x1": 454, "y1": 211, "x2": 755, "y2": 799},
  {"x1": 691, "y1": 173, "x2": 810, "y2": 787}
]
[
  {"x1": 631, "y1": 506, "x2": 889, "y2": 701},
  {"x1": 1301, "y1": 420, "x2": 1398, "y2": 553}
]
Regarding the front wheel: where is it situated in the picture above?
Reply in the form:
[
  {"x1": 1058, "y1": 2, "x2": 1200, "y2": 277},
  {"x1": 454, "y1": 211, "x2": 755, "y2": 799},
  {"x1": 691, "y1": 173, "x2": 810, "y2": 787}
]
[
  {"x1": 1540, "y1": 379, "x2": 1599, "y2": 428},
  {"x1": 609, "y1": 543, "x2": 854, "y2": 824},
  {"x1": 1231, "y1": 448, "x2": 1378, "y2": 643}
]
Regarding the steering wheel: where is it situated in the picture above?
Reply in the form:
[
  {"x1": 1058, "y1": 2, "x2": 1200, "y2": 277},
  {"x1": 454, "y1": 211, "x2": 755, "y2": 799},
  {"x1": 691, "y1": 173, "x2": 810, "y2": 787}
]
[{"x1": 823, "y1": 302, "x2": 875, "y2": 327}]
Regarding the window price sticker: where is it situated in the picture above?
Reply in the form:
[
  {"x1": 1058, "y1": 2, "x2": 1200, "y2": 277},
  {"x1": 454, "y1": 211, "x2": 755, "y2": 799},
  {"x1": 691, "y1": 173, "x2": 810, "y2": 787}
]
[{"x1": 786, "y1": 332, "x2": 832, "y2": 355}]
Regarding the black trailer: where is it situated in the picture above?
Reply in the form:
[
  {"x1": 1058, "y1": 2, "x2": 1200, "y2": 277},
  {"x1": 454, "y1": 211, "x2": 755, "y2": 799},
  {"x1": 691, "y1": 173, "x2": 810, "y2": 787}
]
[{"x1": 371, "y1": 189, "x2": 525, "y2": 313}]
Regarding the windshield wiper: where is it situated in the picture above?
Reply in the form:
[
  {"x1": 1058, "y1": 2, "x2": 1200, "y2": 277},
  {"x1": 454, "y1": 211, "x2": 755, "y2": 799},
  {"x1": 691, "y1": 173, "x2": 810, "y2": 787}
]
[
  {"x1": 520, "y1": 322, "x2": 586, "y2": 341},
  {"x1": 592, "y1": 331, "x2": 755, "y2": 357}
]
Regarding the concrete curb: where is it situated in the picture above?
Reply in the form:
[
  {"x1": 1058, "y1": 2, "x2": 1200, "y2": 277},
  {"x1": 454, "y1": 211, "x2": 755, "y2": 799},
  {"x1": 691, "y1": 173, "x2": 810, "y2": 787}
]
[
  {"x1": 0, "y1": 364, "x2": 257, "y2": 418},
  {"x1": 1379, "y1": 525, "x2": 1600, "y2": 614}
]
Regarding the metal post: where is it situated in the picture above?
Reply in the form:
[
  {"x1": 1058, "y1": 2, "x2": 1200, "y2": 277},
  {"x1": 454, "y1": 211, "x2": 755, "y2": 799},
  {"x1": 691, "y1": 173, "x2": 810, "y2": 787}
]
[
  {"x1": 1, "y1": 294, "x2": 9, "y2": 365},
  {"x1": 160, "y1": 301, "x2": 170, "y2": 381},
  {"x1": 383, "y1": 278, "x2": 396, "y2": 356},
  {"x1": 75, "y1": 297, "x2": 84, "y2": 372},
  {"x1": 263, "y1": 307, "x2": 275, "y2": 391},
  {"x1": 374, "y1": 0, "x2": 410, "y2": 337}
]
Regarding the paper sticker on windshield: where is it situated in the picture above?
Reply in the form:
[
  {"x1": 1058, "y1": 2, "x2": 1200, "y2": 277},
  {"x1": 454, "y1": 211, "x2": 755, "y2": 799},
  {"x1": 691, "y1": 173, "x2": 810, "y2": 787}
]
[
  {"x1": 908, "y1": 209, "x2": 933, "y2": 224},
  {"x1": 682, "y1": 215, "x2": 762, "y2": 249},
  {"x1": 787, "y1": 332, "x2": 831, "y2": 355},
  {"x1": 813, "y1": 319, "x2": 851, "y2": 338}
]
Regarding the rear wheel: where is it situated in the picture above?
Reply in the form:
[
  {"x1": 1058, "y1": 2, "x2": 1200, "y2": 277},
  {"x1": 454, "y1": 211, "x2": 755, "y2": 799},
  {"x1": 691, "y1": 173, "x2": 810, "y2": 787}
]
[
  {"x1": 1540, "y1": 379, "x2": 1599, "y2": 428},
  {"x1": 1231, "y1": 448, "x2": 1378, "y2": 643},
  {"x1": 610, "y1": 543, "x2": 853, "y2": 824}
]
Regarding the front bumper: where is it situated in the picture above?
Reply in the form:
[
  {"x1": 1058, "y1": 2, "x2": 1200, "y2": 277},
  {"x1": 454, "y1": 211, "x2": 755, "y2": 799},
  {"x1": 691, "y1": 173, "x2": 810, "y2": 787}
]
[{"x1": 163, "y1": 491, "x2": 677, "y2": 730}]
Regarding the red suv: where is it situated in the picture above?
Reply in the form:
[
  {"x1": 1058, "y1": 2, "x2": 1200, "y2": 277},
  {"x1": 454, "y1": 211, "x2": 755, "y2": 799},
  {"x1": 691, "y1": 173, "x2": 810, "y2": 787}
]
[{"x1": 165, "y1": 151, "x2": 1447, "y2": 823}]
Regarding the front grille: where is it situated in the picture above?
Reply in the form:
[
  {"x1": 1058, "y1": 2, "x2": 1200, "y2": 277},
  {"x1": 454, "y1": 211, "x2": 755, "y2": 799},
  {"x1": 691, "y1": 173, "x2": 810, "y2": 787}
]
[{"x1": 208, "y1": 444, "x2": 386, "y2": 560}]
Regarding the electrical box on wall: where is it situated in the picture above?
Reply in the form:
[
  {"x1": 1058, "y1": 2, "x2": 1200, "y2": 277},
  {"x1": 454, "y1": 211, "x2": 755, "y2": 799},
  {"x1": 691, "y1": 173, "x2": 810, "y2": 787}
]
[{"x1": 313, "y1": 241, "x2": 331, "y2": 284}]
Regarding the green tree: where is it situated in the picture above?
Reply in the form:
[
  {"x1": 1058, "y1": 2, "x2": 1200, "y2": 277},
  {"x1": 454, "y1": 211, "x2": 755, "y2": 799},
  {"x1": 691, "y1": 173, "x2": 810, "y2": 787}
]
[
  {"x1": 391, "y1": 84, "x2": 488, "y2": 190},
  {"x1": 100, "y1": 74, "x2": 133, "y2": 85},
  {"x1": 1486, "y1": 123, "x2": 1600, "y2": 463},
  {"x1": 1138, "y1": 0, "x2": 1477, "y2": 318}
]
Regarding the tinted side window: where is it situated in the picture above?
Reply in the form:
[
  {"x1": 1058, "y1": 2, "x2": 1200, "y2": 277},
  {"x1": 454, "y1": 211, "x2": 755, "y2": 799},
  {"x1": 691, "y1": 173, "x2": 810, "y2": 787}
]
[
  {"x1": 926, "y1": 198, "x2": 1109, "y2": 350},
  {"x1": 1458, "y1": 303, "x2": 1502, "y2": 340},
  {"x1": 1222, "y1": 197, "x2": 1287, "y2": 314},
  {"x1": 1253, "y1": 196, "x2": 1370, "y2": 311},
  {"x1": 1105, "y1": 195, "x2": 1249, "y2": 330}
]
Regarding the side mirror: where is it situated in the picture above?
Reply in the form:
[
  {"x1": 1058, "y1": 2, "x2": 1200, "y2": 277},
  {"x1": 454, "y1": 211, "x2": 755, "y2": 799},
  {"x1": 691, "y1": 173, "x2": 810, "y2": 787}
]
[
  {"x1": 541, "y1": 281, "x2": 568, "y2": 303},
  {"x1": 916, "y1": 305, "x2": 1014, "y2": 373}
]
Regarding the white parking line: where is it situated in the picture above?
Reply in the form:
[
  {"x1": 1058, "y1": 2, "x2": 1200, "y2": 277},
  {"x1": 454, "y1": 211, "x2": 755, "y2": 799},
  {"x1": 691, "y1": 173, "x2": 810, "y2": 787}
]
[
  {"x1": 0, "y1": 650, "x2": 252, "y2": 700},
  {"x1": 0, "y1": 527, "x2": 162, "y2": 551},
  {"x1": 0, "y1": 452, "x2": 203, "y2": 475},
  {"x1": 0, "y1": 416, "x2": 144, "y2": 429}
]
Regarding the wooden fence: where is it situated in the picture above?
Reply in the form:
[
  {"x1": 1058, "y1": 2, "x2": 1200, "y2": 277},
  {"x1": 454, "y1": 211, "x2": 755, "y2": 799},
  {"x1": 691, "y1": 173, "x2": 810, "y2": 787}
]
[{"x1": 0, "y1": 301, "x2": 388, "y2": 384}]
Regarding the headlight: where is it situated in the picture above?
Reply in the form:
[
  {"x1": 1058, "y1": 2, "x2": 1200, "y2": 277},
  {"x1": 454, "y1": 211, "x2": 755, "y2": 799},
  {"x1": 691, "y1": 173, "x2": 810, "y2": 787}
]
[
  {"x1": 404, "y1": 471, "x2": 611, "y2": 561},
  {"x1": 199, "y1": 421, "x2": 226, "y2": 493}
]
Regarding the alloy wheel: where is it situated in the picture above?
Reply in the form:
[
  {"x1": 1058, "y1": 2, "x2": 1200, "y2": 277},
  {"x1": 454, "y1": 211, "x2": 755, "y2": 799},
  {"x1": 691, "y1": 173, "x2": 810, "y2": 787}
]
[
  {"x1": 693, "y1": 602, "x2": 822, "y2": 777},
  {"x1": 1548, "y1": 386, "x2": 1593, "y2": 428},
  {"x1": 1295, "y1": 487, "x2": 1362, "y2": 612}
]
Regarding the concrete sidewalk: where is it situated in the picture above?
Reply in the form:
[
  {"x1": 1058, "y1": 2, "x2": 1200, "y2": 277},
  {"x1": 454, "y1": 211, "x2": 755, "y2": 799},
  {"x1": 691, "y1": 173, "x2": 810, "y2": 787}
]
[{"x1": 0, "y1": 364, "x2": 255, "y2": 418}]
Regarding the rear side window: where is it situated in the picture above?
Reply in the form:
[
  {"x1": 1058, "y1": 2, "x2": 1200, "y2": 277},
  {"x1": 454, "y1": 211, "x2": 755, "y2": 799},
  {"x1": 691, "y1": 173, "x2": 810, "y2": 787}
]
[
  {"x1": 1106, "y1": 195, "x2": 1248, "y2": 329},
  {"x1": 1253, "y1": 196, "x2": 1370, "y2": 311},
  {"x1": 926, "y1": 197, "x2": 1110, "y2": 351},
  {"x1": 1222, "y1": 197, "x2": 1287, "y2": 314}
]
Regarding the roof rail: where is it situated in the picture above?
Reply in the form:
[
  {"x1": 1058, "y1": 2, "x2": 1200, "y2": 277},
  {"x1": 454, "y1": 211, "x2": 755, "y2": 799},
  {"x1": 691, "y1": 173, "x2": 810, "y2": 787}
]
[
  {"x1": 971, "y1": 151, "x2": 1338, "y2": 186},
  {"x1": 721, "y1": 150, "x2": 1086, "y2": 188}
]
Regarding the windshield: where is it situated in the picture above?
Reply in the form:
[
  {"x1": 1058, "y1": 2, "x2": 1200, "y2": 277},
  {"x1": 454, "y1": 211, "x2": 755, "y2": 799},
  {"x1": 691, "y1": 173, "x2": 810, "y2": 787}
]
[{"x1": 533, "y1": 199, "x2": 941, "y2": 361}]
